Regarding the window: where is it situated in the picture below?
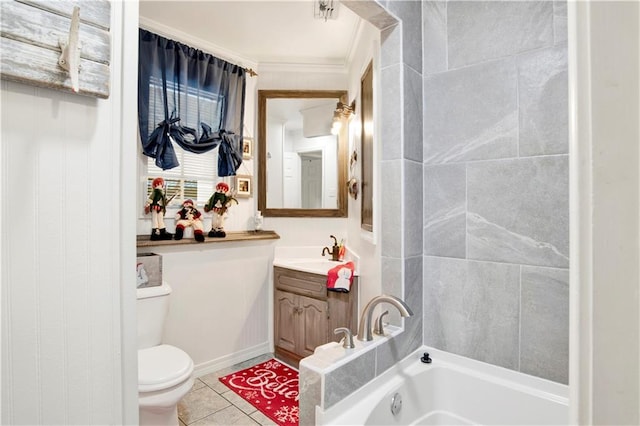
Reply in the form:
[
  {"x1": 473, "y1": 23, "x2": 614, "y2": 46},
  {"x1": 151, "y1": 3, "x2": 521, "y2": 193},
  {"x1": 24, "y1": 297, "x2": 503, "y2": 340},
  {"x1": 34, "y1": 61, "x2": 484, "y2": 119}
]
[
  {"x1": 139, "y1": 29, "x2": 246, "y2": 172},
  {"x1": 145, "y1": 150, "x2": 217, "y2": 207},
  {"x1": 144, "y1": 79, "x2": 221, "y2": 207},
  {"x1": 138, "y1": 29, "x2": 246, "y2": 211}
]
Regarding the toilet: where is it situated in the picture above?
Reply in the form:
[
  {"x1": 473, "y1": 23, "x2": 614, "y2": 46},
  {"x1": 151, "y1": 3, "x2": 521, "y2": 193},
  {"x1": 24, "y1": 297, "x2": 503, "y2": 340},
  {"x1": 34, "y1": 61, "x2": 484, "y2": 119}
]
[{"x1": 137, "y1": 283, "x2": 194, "y2": 425}]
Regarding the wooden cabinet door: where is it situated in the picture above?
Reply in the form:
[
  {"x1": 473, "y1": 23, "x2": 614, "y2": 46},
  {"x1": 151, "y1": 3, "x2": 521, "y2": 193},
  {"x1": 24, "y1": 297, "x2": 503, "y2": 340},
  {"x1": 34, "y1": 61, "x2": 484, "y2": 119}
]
[
  {"x1": 299, "y1": 295, "x2": 328, "y2": 357},
  {"x1": 274, "y1": 290, "x2": 298, "y2": 354}
]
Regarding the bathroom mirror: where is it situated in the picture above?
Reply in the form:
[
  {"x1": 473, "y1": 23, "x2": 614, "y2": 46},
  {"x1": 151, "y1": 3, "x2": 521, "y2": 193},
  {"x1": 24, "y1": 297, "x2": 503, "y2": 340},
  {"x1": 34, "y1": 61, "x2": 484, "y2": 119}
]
[{"x1": 258, "y1": 90, "x2": 348, "y2": 217}]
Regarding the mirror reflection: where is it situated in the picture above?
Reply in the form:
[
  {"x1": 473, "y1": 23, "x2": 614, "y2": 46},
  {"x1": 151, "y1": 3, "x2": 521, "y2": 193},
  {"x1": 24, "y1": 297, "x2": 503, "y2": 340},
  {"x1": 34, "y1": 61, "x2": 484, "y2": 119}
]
[
  {"x1": 258, "y1": 90, "x2": 348, "y2": 217},
  {"x1": 267, "y1": 98, "x2": 338, "y2": 209}
]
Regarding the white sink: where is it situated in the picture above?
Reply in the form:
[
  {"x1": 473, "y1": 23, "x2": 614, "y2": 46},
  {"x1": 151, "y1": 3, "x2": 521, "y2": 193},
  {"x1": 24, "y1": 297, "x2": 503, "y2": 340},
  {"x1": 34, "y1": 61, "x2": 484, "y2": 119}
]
[
  {"x1": 273, "y1": 246, "x2": 360, "y2": 276},
  {"x1": 273, "y1": 258, "x2": 357, "y2": 276}
]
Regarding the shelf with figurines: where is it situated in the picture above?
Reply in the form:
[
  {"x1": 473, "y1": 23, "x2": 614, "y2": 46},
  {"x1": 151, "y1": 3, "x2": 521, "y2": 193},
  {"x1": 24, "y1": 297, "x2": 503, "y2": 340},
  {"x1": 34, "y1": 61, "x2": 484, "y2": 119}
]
[{"x1": 137, "y1": 177, "x2": 278, "y2": 248}]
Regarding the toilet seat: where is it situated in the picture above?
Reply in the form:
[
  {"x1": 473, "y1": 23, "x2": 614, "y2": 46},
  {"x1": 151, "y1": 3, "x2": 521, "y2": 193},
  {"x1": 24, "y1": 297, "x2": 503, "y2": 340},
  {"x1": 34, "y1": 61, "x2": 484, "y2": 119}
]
[{"x1": 138, "y1": 344, "x2": 194, "y2": 393}]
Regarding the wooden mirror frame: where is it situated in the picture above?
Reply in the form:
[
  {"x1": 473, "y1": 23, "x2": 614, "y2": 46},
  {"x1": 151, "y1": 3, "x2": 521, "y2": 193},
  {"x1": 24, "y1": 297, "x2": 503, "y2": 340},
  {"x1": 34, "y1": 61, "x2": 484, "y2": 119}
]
[{"x1": 258, "y1": 89, "x2": 349, "y2": 218}]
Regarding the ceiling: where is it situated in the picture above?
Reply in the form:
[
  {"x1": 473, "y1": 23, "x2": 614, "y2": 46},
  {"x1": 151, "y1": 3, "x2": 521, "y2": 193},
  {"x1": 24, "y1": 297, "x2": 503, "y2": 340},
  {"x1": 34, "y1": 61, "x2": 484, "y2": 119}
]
[{"x1": 138, "y1": 1, "x2": 362, "y2": 67}]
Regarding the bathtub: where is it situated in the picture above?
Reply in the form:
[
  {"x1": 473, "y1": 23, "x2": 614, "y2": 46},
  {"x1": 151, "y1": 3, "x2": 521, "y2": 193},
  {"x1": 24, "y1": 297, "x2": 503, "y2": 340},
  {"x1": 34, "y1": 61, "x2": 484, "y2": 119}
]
[{"x1": 316, "y1": 346, "x2": 568, "y2": 425}]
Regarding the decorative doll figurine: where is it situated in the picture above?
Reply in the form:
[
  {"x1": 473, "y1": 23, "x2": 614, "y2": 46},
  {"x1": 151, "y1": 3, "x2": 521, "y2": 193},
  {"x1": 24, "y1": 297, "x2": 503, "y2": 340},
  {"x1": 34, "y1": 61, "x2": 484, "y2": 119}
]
[
  {"x1": 204, "y1": 182, "x2": 238, "y2": 238},
  {"x1": 144, "y1": 177, "x2": 173, "y2": 241},
  {"x1": 174, "y1": 199, "x2": 205, "y2": 242}
]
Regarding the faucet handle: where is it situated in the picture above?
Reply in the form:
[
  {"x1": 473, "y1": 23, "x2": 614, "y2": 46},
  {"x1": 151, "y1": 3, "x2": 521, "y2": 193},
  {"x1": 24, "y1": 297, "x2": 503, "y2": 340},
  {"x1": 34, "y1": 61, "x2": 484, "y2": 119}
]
[
  {"x1": 334, "y1": 327, "x2": 355, "y2": 349},
  {"x1": 373, "y1": 310, "x2": 389, "y2": 335}
]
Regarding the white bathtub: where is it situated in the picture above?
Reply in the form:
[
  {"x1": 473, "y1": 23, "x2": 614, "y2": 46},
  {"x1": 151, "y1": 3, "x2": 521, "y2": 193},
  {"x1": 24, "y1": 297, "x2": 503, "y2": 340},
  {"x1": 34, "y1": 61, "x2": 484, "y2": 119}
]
[{"x1": 317, "y1": 346, "x2": 568, "y2": 425}]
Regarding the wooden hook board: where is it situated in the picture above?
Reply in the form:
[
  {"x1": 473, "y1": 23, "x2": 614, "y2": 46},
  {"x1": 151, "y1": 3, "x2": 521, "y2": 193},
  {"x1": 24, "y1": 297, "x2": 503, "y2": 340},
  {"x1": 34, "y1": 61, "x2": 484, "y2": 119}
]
[{"x1": 0, "y1": 0, "x2": 111, "y2": 98}]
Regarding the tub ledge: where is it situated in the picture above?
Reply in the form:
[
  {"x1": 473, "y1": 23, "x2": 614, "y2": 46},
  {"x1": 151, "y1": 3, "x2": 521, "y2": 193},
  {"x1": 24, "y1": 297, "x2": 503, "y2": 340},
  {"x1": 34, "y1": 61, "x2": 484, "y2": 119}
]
[{"x1": 298, "y1": 325, "x2": 403, "y2": 425}]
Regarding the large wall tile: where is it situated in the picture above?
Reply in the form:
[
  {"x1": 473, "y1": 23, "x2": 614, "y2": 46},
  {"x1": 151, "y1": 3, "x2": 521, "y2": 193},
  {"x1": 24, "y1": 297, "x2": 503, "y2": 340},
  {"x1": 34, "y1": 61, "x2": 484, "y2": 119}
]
[
  {"x1": 405, "y1": 160, "x2": 423, "y2": 257},
  {"x1": 420, "y1": 0, "x2": 569, "y2": 386},
  {"x1": 381, "y1": 256, "x2": 403, "y2": 297},
  {"x1": 424, "y1": 256, "x2": 520, "y2": 369},
  {"x1": 424, "y1": 59, "x2": 518, "y2": 164},
  {"x1": 377, "y1": 257, "x2": 423, "y2": 373},
  {"x1": 380, "y1": 24, "x2": 402, "y2": 69},
  {"x1": 344, "y1": 0, "x2": 397, "y2": 30},
  {"x1": 381, "y1": 160, "x2": 402, "y2": 257},
  {"x1": 381, "y1": 256, "x2": 404, "y2": 326},
  {"x1": 424, "y1": 163, "x2": 466, "y2": 257},
  {"x1": 376, "y1": 313, "x2": 422, "y2": 374},
  {"x1": 404, "y1": 255, "x2": 424, "y2": 318},
  {"x1": 447, "y1": 1, "x2": 554, "y2": 69},
  {"x1": 404, "y1": 65, "x2": 423, "y2": 162},
  {"x1": 381, "y1": 64, "x2": 403, "y2": 161},
  {"x1": 553, "y1": 1, "x2": 568, "y2": 45},
  {"x1": 423, "y1": 1, "x2": 447, "y2": 75},
  {"x1": 324, "y1": 349, "x2": 376, "y2": 408},
  {"x1": 467, "y1": 156, "x2": 569, "y2": 267},
  {"x1": 298, "y1": 365, "x2": 322, "y2": 426},
  {"x1": 518, "y1": 46, "x2": 568, "y2": 156},
  {"x1": 386, "y1": 0, "x2": 423, "y2": 74},
  {"x1": 520, "y1": 266, "x2": 569, "y2": 383}
]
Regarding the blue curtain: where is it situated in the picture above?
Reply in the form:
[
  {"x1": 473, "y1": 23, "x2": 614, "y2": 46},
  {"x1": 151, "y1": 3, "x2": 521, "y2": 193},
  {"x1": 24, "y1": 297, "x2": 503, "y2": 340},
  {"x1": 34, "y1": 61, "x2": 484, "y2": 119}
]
[{"x1": 138, "y1": 29, "x2": 245, "y2": 176}]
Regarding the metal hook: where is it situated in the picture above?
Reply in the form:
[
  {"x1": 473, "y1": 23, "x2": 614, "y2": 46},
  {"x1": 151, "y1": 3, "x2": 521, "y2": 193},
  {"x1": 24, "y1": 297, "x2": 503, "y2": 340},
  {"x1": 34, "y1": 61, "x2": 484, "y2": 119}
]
[{"x1": 58, "y1": 6, "x2": 82, "y2": 92}]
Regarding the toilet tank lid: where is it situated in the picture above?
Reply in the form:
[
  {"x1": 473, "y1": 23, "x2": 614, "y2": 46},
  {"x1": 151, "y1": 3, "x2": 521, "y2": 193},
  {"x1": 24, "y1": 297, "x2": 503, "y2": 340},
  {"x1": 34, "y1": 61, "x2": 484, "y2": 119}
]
[
  {"x1": 137, "y1": 282, "x2": 172, "y2": 300},
  {"x1": 138, "y1": 344, "x2": 193, "y2": 392}
]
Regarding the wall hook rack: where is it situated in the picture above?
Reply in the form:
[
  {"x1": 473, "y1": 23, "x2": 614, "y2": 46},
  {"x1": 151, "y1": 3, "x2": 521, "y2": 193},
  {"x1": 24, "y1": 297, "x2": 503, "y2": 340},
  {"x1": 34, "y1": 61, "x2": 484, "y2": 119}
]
[
  {"x1": 58, "y1": 6, "x2": 82, "y2": 92},
  {"x1": 0, "y1": 0, "x2": 111, "y2": 98}
]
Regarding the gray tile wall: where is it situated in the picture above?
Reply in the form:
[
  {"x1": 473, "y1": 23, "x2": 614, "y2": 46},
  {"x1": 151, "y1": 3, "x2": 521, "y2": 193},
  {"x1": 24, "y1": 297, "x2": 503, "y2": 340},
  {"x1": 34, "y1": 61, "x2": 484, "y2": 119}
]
[
  {"x1": 315, "y1": 1, "x2": 425, "y2": 411},
  {"x1": 422, "y1": 0, "x2": 569, "y2": 384},
  {"x1": 304, "y1": 1, "x2": 569, "y2": 418}
]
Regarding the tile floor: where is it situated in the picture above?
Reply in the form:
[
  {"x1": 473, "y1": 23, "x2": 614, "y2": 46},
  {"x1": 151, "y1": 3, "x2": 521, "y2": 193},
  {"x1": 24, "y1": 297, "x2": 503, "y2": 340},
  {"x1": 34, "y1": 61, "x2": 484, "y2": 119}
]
[{"x1": 178, "y1": 353, "x2": 282, "y2": 426}]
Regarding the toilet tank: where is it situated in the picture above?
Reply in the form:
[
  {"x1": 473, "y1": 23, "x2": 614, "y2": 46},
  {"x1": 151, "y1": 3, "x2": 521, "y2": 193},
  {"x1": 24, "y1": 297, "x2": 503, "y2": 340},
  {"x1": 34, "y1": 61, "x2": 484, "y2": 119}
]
[{"x1": 137, "y1": 282, "x2": 171, "y2": 349}]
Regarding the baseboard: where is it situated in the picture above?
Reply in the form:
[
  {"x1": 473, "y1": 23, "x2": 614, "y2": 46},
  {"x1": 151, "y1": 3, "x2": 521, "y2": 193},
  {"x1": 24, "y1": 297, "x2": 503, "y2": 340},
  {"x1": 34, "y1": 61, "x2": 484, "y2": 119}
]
[{"x1": 192, "y1": 342, "x2": 272, "y2": 378}]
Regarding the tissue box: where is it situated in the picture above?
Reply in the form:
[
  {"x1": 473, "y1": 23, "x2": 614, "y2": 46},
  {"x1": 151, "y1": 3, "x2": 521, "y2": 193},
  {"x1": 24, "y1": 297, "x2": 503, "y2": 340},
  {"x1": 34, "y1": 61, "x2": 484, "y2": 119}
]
[{"x1": 136, "y1": 253, "x2": 162, "y2": 288}]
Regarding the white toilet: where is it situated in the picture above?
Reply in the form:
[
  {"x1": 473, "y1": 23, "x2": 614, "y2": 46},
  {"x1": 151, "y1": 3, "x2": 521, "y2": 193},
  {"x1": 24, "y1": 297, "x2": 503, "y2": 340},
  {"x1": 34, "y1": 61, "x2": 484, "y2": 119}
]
[{"x1": 137, "y1": 283, "x2": 194, "y2": 425}]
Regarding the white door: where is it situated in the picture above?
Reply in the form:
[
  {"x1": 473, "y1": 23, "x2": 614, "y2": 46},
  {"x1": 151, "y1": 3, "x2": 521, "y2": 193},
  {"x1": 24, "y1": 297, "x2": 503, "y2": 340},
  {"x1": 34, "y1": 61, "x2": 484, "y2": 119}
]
[{"x1": 300, "y1": 151, "x2": 323, "y2": 209}]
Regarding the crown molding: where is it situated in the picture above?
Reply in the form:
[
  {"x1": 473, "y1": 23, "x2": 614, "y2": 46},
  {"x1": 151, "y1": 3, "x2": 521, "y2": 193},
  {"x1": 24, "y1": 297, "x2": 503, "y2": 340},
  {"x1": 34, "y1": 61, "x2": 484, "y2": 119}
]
[
  {"x1": 257, "y1": 62, "x2": 348, "y2": 74},
  {"x1": 139, "y1": 17, "x2": 259, "y2": 70}
]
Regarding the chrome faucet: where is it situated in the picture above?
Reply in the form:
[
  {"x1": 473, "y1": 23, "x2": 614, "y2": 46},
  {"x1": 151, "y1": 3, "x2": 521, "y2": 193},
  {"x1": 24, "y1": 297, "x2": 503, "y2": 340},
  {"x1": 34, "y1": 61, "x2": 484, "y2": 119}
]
[{"x1": 357, "y1": 295, "x2": 414, "y2": 341}]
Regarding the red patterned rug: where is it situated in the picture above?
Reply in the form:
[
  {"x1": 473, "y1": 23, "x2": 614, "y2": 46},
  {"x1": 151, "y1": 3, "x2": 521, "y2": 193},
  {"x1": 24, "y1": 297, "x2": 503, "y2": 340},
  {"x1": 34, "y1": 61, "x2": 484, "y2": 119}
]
[{"x1": 219, "y1": 359, "x2": 299, "y2": 426}]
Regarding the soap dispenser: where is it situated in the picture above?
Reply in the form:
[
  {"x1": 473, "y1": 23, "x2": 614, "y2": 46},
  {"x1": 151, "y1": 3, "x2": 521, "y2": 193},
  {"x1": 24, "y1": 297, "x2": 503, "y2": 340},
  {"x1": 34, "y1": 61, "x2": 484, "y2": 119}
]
[{"x1": 254, "y1": 211, "x2": 263, "y2": 231}]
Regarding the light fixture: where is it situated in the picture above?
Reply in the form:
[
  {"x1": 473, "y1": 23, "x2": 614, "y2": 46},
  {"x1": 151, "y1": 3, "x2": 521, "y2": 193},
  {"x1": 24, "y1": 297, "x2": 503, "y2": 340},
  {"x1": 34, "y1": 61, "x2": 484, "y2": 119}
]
[
  {"x1": 331, "y1": 99, "x2": 356, "y2": 135},
  {"x1": 314, "y1": 0, "x2": 338, "y2": 21}
]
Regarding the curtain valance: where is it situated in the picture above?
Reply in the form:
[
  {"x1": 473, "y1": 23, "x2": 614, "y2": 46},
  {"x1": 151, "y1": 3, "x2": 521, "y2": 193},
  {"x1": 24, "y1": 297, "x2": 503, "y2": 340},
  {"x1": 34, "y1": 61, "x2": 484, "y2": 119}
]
[{"x1": 138, "y1": 29, "x2": 245, "y2": 176}]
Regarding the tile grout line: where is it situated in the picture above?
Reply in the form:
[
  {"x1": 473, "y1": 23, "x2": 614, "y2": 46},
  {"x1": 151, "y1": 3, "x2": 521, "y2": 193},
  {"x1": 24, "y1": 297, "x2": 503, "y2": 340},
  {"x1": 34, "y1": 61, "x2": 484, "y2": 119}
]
[{"x1": 180, "y1": 354, "x2": 278, "y2": 426}]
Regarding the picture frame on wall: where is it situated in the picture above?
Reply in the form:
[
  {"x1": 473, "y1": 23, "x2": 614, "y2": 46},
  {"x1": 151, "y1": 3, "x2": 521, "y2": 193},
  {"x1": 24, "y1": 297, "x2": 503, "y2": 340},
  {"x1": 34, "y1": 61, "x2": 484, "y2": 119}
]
[
  {"x1": 242, "y1": 137, "x2": 253, "y2": 159},
  {"x1": 235, "y1": 175, "x2": 252, "y2": 198}
]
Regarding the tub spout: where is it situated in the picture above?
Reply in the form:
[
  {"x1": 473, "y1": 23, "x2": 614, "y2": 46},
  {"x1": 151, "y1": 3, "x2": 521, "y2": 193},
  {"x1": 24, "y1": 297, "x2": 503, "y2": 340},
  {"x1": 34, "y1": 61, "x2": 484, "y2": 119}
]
[{"x1": 357, "y1": 295, "x2": 414, "y2": 342}]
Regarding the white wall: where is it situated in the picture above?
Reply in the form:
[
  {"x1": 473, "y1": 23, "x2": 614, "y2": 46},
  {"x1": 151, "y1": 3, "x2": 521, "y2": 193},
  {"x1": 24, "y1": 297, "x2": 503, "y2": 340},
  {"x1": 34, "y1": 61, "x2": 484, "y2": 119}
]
[
  {"x1": 344, "y1": 22, "x2": 381, "y2": 314},
  {"x1": 1, "y1": 2, "x2": 139, "y2": 424},
  {"x1": 147, "y1": 242, "x2": 275, "y2": 376}
]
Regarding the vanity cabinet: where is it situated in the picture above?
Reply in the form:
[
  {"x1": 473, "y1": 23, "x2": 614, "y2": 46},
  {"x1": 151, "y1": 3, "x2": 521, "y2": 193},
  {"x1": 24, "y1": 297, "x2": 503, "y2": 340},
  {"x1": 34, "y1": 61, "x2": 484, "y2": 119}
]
[{"x1": 273, "y1": 266, "x2": 358, "y2": 368}]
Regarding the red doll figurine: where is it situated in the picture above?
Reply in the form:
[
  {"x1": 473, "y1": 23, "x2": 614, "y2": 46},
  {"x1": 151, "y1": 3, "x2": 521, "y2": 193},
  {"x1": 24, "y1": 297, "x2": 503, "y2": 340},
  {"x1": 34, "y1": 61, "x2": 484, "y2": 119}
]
[
  {"x1": 144, "y1": 177, "x2": 173, "y2": 240},
  {"x1": 174, "y1": 199, "x2": 205, "y2": 242},
  {"x1": 204, "y1": 182, "x2": 238, "y2": 238}
]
